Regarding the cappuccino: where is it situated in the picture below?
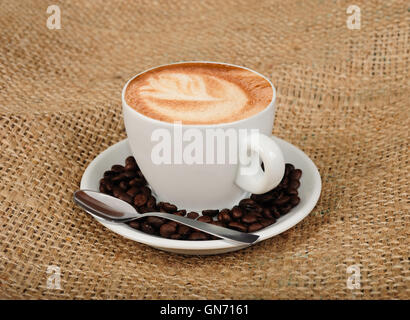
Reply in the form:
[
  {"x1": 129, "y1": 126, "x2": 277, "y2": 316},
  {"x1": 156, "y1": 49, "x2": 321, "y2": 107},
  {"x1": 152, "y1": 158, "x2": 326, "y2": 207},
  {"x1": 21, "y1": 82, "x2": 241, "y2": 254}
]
[{"x1": 124, "y1": 62, "x2": 273, "y2": 125}]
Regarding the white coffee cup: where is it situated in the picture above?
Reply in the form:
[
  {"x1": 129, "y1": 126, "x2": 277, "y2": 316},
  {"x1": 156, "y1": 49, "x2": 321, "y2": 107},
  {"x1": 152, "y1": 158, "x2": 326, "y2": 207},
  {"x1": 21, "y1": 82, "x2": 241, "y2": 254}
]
[{"x1": 122, "y1": 61, "x2": 285, "y2": 211}]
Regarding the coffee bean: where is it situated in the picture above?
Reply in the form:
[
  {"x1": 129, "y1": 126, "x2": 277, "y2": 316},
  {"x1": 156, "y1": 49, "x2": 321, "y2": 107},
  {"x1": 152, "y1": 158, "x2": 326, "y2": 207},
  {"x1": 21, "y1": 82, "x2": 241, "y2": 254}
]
[
  {"x1": 250, "y1": 194, "x2": 259, "y2": 202},
  {"x1": 170, "y1": 233, "x2": 182, "y2": 240},
  {"x1": 124, "y1": 156, "x2": 138, "y2": 171},
  {"x1": 111, "y1": 173, "x2": 127, "y2": 182},
  {"x1": 141, "y1": 177, "x2": 148, "y2": 185},
  {"x1": 288, "y1": 179, "x2": 300, "y2": 190},
  {"x1": 112, "y1": 186, "x2": 122, "y2": 198},
  {"x1": 105, "y1": 180, "x2": 114, "y2": 191},
  {"x1": 177, "y1": 224, "x2": 192, "y2": 236},
  {"x1": 119, "y1": 181, "x2": 128, "y2": 190},
  {"x1": 159, "y1": 202, "x2": 177, "y2": 213},
  {"x1": 239, "y1": 199, "x2": 262, "y2": 214},
  {"x1": 134, "y1": 194, "x2": 148, "y2": 207},
  {"x1": 111, "y1": 164, "x2": 125, "y2": 173},
  {"x1": 290, "y1": 169, "x2": 302, "y2": 180},
  {"x1": 124, "y1": 163, "x2": 137, "y2": 171},
  {"x1": 141, "y1": 222, "x2": 155, "y2": 234},
  {"x1": 187, "y1": 211, "x2": 199, "y2": 219},
  {"x1": 167, "y1": 221, "x2": 178, "y2": 228},
  {"x1": 129, "y1": 178, "x2": 145, "y2": 187},
  {"x1": 123, "y1": 170, "x2": 137, "y2": 179},
  {"x1": 99, "y1": 184, "x2": 107, "y2": 194},
  {"x1": 140, "y1": 186, "x2": 151, "y2": 197},
  {"x1": 248, "y1": 203, "x2": 263, "y2": 214},
  {"x1": 285, "y1": 163, "x2": 295, "y2": 176},
  {"x1": 138, "y1": 206, "x2": 151, "y2": 213},
  {"x1": 146, "y1": 216, "x2": 164, "y2": 228},
  {"x1": 239, "y1": 198, "x2": 257, "y2": 208},
  {"x1": 262, "y1": 207, "x2": 274, "y2": 219},
  {"x1": 219, "y1": 208, "x2": 230, "y2": 215},
  {"x1": 252, "y1": 192, "x2": 274, "y2": 203},
  {"x1": 118, "y1": 193, "x2": 133, "y2": 204},
  {"x1": 125, "y1": 156, "x2": 137, "y2": 165},
  {"x1": 188, "y1": 232, "x2": 208, "y2": 240},
  {"x1": 260, "y1": 218, "x2": 276, "y2": 228},
  {"x1": 286, "y1": 187, "x2": 298, "y2": 195},
  {"x1": 128, "y1": 221, "x2": 140, "y2": 230},
  {"x1": 275, "y1": 194, "x2": 290, "y2": 206},
  {"x1": 271, "y1": 207, "x2": 281, "y2": 219},
  {"x1": 248, "y1": 223, "x2": 264, "y2": 232},
  {"x1": 280, "y1": 204, "x2": 292, "y2": 215},
  {"x1": 217, "y1": 210, "x2": 232, "y2": 223},
  {"x1": 241, "y1": 214, "x2": 258, "y2": 224},
  {"x1": 202, "y1": 209, "x2": 219, "y2": 217},
  {"x1": 157, "y1": 202, "x2": 165, "y2": 210},
  {"x1": 126, "y1": 187, "x2": 139, "y2": 198},
  {"x1": 290, "y1": 196, "x2": 300, "y2": 207},
  {"x1": 228, "y1": 221, "x2": 248, "y2": 232},
  {"x1": 278, "y1": 176, "x2": 289, "y2": 189},
  {"x1": 197, "y1": 215, "x2": 212, "y2": 223},
  {"x1": 103, "y1": 170, "x2": 116, "y2": 179},
  {"x1": 146, "y1": 195, "x2": 157, "y2": 209},
  {"x1": 231, "y1": 206, "x2": 243, "y2": 219},
  {"x1": 210, "y1": 221, "x2": 226, "y2": 227},
  {"x1": 160, "y1": 223, "x2": 177, "y2": 238},
  {"x1": 174, "y1": 210, "x2": 186, "y2": 216}
]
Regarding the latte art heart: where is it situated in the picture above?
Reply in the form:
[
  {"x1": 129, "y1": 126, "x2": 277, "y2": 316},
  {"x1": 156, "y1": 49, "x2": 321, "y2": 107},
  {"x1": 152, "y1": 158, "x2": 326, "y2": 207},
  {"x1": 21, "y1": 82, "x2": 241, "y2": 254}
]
[{"x1": 125, "y1": 63, "x2": 273, "y2": 124}]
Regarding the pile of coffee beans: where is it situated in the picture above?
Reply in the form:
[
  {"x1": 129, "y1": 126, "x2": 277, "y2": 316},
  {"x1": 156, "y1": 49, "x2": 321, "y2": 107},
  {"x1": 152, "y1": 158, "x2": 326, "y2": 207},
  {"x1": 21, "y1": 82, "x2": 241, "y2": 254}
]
[{"x1": 99, "y1": 156, "x2": 302, "y2": 240}]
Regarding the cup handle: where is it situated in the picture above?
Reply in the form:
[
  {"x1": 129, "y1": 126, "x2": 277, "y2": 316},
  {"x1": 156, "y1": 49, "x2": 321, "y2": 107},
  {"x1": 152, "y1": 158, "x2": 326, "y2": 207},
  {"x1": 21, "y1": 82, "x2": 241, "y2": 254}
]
[{"x1": 235, "y1": 133, "x2": 285, "y2": 194}]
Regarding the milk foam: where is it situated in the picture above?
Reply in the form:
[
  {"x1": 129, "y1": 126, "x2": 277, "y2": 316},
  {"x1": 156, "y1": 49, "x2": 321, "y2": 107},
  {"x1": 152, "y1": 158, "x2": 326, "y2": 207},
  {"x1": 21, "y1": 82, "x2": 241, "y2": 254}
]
[{"x1": 125, "y1": 63, "x2": 273, "y2": 124}]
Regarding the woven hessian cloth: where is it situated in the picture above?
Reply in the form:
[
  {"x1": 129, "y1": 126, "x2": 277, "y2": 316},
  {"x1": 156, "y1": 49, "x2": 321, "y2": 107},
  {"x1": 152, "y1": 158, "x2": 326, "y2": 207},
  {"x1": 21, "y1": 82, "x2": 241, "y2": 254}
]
[{"x1": 1, "y1": 0, "x2": 408, "y2": 299}]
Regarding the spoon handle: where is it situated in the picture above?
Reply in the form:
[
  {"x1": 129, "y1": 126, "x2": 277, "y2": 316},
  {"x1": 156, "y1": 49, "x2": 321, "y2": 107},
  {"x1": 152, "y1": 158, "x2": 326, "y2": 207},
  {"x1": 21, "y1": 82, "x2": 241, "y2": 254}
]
[{"x1": 128, "y1": 212, "x2": 259, "y2": 244}]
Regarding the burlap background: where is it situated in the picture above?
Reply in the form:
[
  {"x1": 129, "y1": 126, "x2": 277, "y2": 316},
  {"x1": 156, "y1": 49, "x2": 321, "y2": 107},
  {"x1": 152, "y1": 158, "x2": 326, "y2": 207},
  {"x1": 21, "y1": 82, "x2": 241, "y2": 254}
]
[{"x1": 0, "y1": 0, "x2": 408, "y2": 299}]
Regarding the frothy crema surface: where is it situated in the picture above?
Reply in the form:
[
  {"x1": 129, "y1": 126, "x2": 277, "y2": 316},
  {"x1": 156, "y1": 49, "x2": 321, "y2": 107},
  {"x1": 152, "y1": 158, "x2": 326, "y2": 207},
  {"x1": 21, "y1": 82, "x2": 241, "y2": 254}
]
[{"x1": 124, "y1": 63, "x2": 273, "y2": 125}]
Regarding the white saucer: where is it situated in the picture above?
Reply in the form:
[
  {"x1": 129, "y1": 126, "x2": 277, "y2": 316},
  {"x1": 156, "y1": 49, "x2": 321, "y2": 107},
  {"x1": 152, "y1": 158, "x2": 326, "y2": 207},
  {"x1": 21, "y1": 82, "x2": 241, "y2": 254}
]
[{"x1": 80, "y1": 136, "x2": 321, "y2": 255}]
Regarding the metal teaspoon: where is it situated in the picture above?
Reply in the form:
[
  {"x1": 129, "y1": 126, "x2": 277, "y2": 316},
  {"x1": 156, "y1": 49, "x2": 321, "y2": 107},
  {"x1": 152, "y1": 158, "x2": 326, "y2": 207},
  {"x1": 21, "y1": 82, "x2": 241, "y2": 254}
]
[{"x1": 73, "y1": 190, "x2": 259, "y2": 244}]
